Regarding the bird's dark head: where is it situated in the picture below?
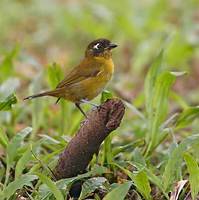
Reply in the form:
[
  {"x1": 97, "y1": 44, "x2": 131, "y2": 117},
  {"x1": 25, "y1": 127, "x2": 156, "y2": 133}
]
[{"x1": 85, "y1": 38, "x2": 117, "y2": 58}]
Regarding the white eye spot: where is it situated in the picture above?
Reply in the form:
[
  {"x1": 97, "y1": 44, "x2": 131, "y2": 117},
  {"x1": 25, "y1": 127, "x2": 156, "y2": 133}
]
[{"x1": 93, "y1": 43, "x2": 100, "y2": 49}]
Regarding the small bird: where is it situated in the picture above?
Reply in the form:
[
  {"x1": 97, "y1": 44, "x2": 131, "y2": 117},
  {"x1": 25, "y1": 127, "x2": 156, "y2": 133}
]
[{"x1": 24, "y1": 38, "x2": 117, "y2": 117}]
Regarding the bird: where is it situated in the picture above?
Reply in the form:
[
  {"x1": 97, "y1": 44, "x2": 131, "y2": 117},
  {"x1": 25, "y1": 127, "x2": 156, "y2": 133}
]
[{"x1": 24, "y1": 38, "x2": 117, "y2": 117}]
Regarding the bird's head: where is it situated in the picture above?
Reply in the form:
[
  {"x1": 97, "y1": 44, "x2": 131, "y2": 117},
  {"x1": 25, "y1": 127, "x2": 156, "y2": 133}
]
[{"x1": 85, "y1": 38, "x2": 117, "y2": 58}]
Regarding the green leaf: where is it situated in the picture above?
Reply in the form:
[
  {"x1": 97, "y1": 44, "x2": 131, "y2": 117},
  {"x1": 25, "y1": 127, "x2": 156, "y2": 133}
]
[
  {"x1": 184, "y1": 153, "x2": 199, "y2": 200},
  {"x1": 145, "y1": 71, "x2": 186, "y2": 155},
  {"x1": 6, "y1": 127, "x2": 32, "y2": 166},
  {"x1": 4, "y1": 127, "x2": 32, "y2": 187},
  {"x1": 151, "y1": 71, "x2": 176, "y2": 127},
  {"x1": 176, "y1": 106, "x2": 199, "y2": 129},
  {"x1": 162, "y1": 134, "x2": 199, "y2": 192},
  {"x1": 103, "y1": 181, "x2": 132, "y2": 200},
  {"x1": 15, "y1": 145, "x2": 32, "y2": 179},
  {"x1": 112, "y1": 163, "x2": 152, "y2": 200},
  {"x1": 132, "y1": 161, "x2": 169, "y2": 199},
  {"x1": 133, "y1": 170, "x2": 152, "y2": 200},
  {"x1": 0, "y1": 94, "x2": 17, "y2": 111},
  {"x1": 101, "y1": 90, "x2": 113, "y2": 103},
  {"x1": 35, "y1": 172, "x2": 64, "y2": 200},
  {"x1": 145, "y1": 168, "x2": 169, "y2": 199},
  {"x1": 144, "y1": 50, "x2": 163, "y2": 116},
  {"x1": 0, "y1": 175, "x2": 37, "y2": 200},
  {"x1": 79, "y1": 177, "x2": 108, "y2": 199}
]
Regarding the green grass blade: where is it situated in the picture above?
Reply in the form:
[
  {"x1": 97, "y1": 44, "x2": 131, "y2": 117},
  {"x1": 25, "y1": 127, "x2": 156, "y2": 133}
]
[
  {"x1": 132, "y1": 161, "x2": 169, "y2": 199},
  {"x1": 0, "y1": 175, "x2": 37, "y2": 200},
  {"x1": 4, "y1": 127, "x2": 32, "y2": 187},
  {"x1": 100, "y1": 91, "x2": 114, "y2": 165},
  {"x1": 103, "y1": 181, "x2": 132, "y2": 200},
  {"x1": 0, "y1": 128, "x2": 8, "y2": 148},
  {"x1": 184, "y1": 153, "x2": 199, "y2": 200},
  {"x1": 162, "y1": 134, "x2": 199, "y2": 192},
  {"x1": 35, "y1": 172, "x2": 64, "y2": 200}
]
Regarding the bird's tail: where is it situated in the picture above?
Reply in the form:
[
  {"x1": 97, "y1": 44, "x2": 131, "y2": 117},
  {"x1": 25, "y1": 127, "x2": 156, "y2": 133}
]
[{"x1": 23, "y1": 90, "x2": 60, "y2": 101}]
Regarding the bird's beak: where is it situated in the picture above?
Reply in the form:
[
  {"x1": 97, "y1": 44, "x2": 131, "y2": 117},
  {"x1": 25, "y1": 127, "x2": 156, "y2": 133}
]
[{"x1": 107, "y1": 43, "x2": 118, "y2": 50}]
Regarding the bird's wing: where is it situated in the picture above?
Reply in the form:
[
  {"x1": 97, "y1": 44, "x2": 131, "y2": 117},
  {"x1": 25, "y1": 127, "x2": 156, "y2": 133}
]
[{"x1": 56, "y1": 60, "x2": 101, "y2": 88}]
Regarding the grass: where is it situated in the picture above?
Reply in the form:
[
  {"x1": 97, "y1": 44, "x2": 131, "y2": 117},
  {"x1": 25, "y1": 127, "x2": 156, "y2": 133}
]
[{"x1": 0, "y1": 0, "x2": 199, "y2": 199}]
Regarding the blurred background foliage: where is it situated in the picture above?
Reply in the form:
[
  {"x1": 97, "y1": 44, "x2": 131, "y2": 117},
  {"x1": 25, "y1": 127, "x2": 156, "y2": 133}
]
[
  {"x1": 0, "y1": 0, "x2": 198, "y2": 135},
  {"x1": 0, "y1": 0, "x2": 199, "y2": 199}
]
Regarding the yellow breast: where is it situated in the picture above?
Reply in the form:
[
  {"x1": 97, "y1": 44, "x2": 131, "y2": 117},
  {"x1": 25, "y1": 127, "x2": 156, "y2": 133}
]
[
  {"x1": 82, "y1": 57, "x2": 114, "y2": 100},
  {"x1": 62, "y1": 56, "x2": 114, "y2": 102}
]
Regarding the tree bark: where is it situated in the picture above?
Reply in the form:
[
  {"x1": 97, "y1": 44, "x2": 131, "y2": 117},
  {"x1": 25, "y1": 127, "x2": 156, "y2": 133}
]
[{"x1": 54, "y1": 99, "x2": 125, "y2": 180}]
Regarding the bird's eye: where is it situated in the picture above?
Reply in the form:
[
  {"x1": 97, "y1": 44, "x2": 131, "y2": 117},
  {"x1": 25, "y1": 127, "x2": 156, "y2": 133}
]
[{"x1": 93, "y1": 43, "x2": 101, "y2": 50}]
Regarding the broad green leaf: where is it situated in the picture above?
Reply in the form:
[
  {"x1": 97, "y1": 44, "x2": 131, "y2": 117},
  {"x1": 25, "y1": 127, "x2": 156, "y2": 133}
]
[
  {"x1": 16, "y1": 138, "x2": 51, "y2": 177},
  {"x1": 184, "y1": 153, "x2": 199, "y2": 200},
  {"x1": 56, "y1": 172, "x2": 92, "y2": 190},
  {"x1": 101, "y1": 90, "x2": 113, "y2": 103},
  {"x1": 133, "y1": 170, "x2": 152, "y2": 200},
  {"x1": 145, "y1": 71, "x2": 186, "y2": 155},
  {"x1": 38, "y1": 184, "x2": 55, "y2": 199},
  {"x1": 0, "y1": 94, "x2": 17, "y2": 111},
  {"x1": 162, "y1": 134, "x2": 199, "y2": 192},
  {"x1": 4, "y1": 127, "x2": 32, "y2": 186},
  {"x1": 6, "y1": 127, "x2": 32, "y2": 166},
  {"x1": 103, "y1": 181, "x2": 132, "y2": 200},
  {"x1": 144, "y1": 50, "x2": 163, "y2": 116},
  {"x1": 145, "y1": 169, "x2": 169, "y2": 199},
  {"x1": 55, "y1": 166, "x2": 109, "y2": 195},
  {"x1": 35, "y1": 172, "x2": 64, "y2": 200},
  {"x1": 0, "y1": 175, "x2": 37, "y2": 200},
  {"x1": 112, "y1": 163, "x2": 152, "y2": 200},
  {"x1": 176, "y1": 106, "x2": 199, "y2": 129},
  {"x1": 15, "y1": 145, "x2": 32, "y2": 179},
  {"x1": 79, "y1": 177, "x2": 108, "y2": 199},
  {"x1": 132, "y1": 162, "x2": 169, "y2": 200}
]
